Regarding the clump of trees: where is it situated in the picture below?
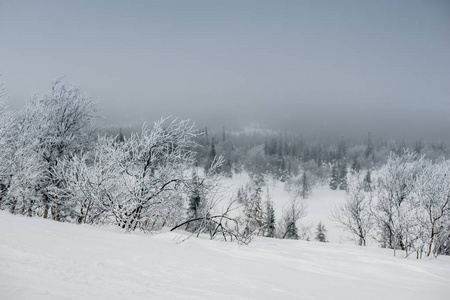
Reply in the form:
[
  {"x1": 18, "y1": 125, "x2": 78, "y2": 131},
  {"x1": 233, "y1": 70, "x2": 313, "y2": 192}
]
[
  {"x1": 331, "y1": 151, "x2": 450, "y2": 258},
  {"x1": 0, "y1": 79, "x2": 246, "y2": 243}
]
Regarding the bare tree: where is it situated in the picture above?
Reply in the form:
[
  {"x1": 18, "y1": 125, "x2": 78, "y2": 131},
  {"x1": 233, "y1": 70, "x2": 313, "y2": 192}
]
[
  {"x1": 372, "y1": 151, "x2": 420, "y2": 254},
  {"x1": 52, "y1": 136, "x2": 119, "y2": 224},
  {"x1": 0, "y1": 79, "x2": 14, "y2": 209},
  {"x1": 281, "y1": 196, "x2": 307, "y2": 239},
  {"x1": 331, "y1": 172, "x2": 374, "y2": 246},
  {"x1": 415, "y1": 159, "x2": 450, "y2": 257},
  {"x1": 105, "y1": 118, "x2": 200, "y2": 231},
  {"x1": 0, "y1": 80, "x2": 43, "y2": 215},
  {"x1": 19, "y1": 79, "x2": 100, "y2": 220}
]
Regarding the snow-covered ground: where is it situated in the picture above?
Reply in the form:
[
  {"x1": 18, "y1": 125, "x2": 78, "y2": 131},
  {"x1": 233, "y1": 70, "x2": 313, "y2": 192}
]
[
  {"x1": 220, "y1": 173, "x2": 348, "y2": 243},
  {"x1": 1, "y1": 211, "x2": 449, "y2": 300}
]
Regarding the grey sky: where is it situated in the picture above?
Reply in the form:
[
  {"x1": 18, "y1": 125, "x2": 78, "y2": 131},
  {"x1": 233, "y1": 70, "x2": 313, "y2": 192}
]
[{"x1": 1, "y1": 0, "x2": 449, "y2": 138}]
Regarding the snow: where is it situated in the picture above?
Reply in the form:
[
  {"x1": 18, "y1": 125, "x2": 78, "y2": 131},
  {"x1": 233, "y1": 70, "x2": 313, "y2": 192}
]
[
  {"x1": 1, "y1": 211, "x2": 449, "y2": 300},
  {"x1": 220, "y1": 173, "x2": 348, "y2": 243}
]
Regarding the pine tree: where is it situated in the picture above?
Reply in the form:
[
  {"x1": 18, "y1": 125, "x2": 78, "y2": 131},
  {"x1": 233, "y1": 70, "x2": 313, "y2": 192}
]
[
  {"x1": 329, "y1": 163, "x2": 338, "y2": 190},
  {"x1": 284, "y1": 220, "x2": 299, "y2": 239},
  {"x1": 242, "y1": 183, "x2": 265, "y2": 237},
  {"x1": 315, "y1": 221, "x2": 328, "y2": 242},
  {"x1": 363, "y1": 169, "x2": 372, "y2": 192},
  {"x1": 116, "y1": 128, "x2": 125, "y2": 143},
  {"x1": 338, "y1": 162, "x2": 348, "y2": 190},
  {"x1": 265, "y1": 200, "x2": 276, "y2": 238},
  {"x1": 282, "y1": 197, "x2": 306, "y2": 239},
  {"x1": 222, "y1": 127, "x2": 226, "y2": 142},
  {"x1": 236, "y1": 186, "x2": 246, "y2": 204},
  {"x1": 186, "y1": 173, "x2": 203, "y2": 232},
  {"x1": 337, "y1": 139, "x2": 347, "y2": 160},
  {"x1": 205, "y1": 137, "x2": 217, "y2": 172},
  {"x1": 351, "y1": 156, "x2": 360, "y2": 173},
  {"x1": 365, "y1": 132, "x2": 373, "y2": 158},
  {"x1": 301, "y1": 171, "x2": 311, "y2": 199},
  {"x1": 188, "y1": 174, "x2": 202, "y2": 217},
  {"x1": 210, "y1": 137, "x2": 216, "y2": 159}
]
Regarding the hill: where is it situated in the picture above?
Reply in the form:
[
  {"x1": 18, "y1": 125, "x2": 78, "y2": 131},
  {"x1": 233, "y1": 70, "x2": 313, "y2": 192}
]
[{"x1": 1, "y1": 211, "x2": 449, "y2": 300}]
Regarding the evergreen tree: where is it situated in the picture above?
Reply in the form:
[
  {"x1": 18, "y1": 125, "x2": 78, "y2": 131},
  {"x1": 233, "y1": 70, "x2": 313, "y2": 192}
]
[
  {"x1": 414, "y1": 139, "x2": 424, "y2": 154},
  {"x1": 284, "y1": 220, "x2": 299, "y2": 239},
  {"x1": 242, "y1": 183, "x2": 265, "y2": 237},
  {"x1": 210, "y1": 137, "x2": 216, "y2": 159},
  {"x1": 205, "y1": 137, "x2": 217, "y2": 172},
  {"x1": 363, "y1": 169, "x2": 372, "y2": 192},
  {"x1": 315, "y1": 221, "x2": 328, "y2": 242},
  {"x1": 222, "y1": 127, "x2": 226, "y2": 142},
  {"x1": 188, "y1": 174, "x2": 202, "y2": 217},
  {"x1": 301, "y1": 171, "x2": 312, "y2": 199},
  {"x1": 338, "y1": 162, "x2": 348, "y2": 190},
  {"x1": 186, "y1": 173, "x2": 203, "y2": 232},
  {"x1": 265, "y1": 200, "x2": 276, "y2": 238},
  {"x1": 351, "y1": 156, "x2": 360, "y2": 174},
  {"x1": 282, "y1": 197, "x2": 306, "y2": 239},
  {"x1": 329, "y1": 163, "x2": 338, "y2": 190},
  {"x1": 236, "y1": 186, "x2": 246, "y2": 204},
  {"x1": 365, "y1": 132, "x2": 373, "y2": 158},
  {"x1": 279, "y1": 156, "x2": 287, "y2": 181},
  {"x1": 337, "y1": 139, "x2": 347, "y2": 160},
  {"x1": 116, "y1": 128, "x2": 125, "y2": 143}
]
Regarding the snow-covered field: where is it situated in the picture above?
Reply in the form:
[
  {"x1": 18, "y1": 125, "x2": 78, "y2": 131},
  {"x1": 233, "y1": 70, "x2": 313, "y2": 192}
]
[
  {"x1": 1, "y1": 210, "x2": 449, "y2": 300},
  {"x1": 221, "y1": 173, "x2": 349, "y2": 243}
]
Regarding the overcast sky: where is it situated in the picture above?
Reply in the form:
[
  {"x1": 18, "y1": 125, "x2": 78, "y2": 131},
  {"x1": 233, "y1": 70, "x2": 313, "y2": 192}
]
[{"x1": 1, "y1": 0, "x2": 449, "y2": 138}]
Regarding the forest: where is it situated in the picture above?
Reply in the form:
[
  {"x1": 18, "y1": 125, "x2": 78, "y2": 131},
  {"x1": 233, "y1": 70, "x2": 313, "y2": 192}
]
[{"x1": 1, "y1": 79, "x2": 449, "y2": 259}]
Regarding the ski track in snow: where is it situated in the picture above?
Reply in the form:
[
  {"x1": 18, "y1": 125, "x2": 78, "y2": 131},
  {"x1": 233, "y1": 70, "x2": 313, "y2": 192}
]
[{"x1": 1, "y1": 210, "x2": 450, "y2": 300}]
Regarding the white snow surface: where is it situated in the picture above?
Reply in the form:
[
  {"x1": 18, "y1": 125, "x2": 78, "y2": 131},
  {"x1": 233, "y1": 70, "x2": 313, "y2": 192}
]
[
  {"x1": 220, "y1": 173, "x2": 349, "y2": 243},
  {"x1": 1, "y1": 211, "x2": 449, "y2": 300}
]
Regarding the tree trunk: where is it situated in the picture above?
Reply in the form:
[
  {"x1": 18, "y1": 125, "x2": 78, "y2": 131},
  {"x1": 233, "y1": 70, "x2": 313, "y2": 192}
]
[
  {"x1": 43, "y1": 204, "x2": 49, "y2": 218},
  {"x1": 427, "y1": 227, "x2": 435, "y2": 257}
]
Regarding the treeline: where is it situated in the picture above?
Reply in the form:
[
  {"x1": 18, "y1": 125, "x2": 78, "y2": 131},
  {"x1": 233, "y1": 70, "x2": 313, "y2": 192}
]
[
  {"x1": 1, "y1": 79, "x2": 449, "y2": 255},
  {"x1": 182, "y1": 124, "x2": 448, "y2": 188}
]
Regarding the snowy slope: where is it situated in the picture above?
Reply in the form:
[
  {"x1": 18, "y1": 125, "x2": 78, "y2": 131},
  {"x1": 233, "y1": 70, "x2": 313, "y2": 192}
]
[{"x1": 1, "y1": 211, "x2": 449, "y2": 300}]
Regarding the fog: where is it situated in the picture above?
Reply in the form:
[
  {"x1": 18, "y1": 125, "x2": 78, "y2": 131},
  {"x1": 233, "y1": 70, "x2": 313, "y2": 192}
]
[{"x1": 1, "y1": 0, "x2": 449, "y2": 139}]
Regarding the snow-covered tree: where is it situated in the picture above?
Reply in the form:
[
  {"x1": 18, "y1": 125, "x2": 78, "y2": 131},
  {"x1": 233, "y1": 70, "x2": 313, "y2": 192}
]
[
  {"x1": 264, "y1": 199, "x2": 276, "y2": 238},
  {"x1": 338, "y1": 162, "x2": 348, "y2": 190},
  {"x1": 315, "y1": 221, "x2": 328, "y2": 242},
  {"x1": 106, "y1": 118, "x2": 200, "y2": 231},
  {"x1": 241, "y1": 181, "x2": 265, "y2": 237},
  {"x1": 282, "y1": 196, "x2": 307, "y2": 239},
  {"x1": 329, "y1": 163, "x2": 338, "y2": 190},
  {"x1": 300, "y1": 171, "x2": 312, "y2": 199},
  {"x1": 51, "y1": 136, "x2": 120, "y2": 224},
  {"x1": 331, "y1": 172, "x2": 374, "y2": 246},
  {"x1": 1, "y1": 93, "x2": 43, "y2": 215},
  {"x1": 298, "y1": 223, "x2": 313, "y2": 241},
  {"x1": 373, "y1": 151, "x2": 421, "y2": 254},
  {"x1": 183, "y1": 157, "x2": 225, "y2": 234},
  {"x1": 185, "y1": 172, "x2": 204, "y2": 231},
  {"x1": 285, "y1": 170, "x2": 314, "y2": 199},
  {"x1": 363, "y1": 169, "x2": 372, "y2": 192},
  {"x1": 19, "y1": 79, "x2": 100, "y2": 220},
  {"x1": 0, "y1": 79, "x2": 14, "y2": 209},
  {"x1": 414, "y1": 159, "x2": 450, "y2": 257}
]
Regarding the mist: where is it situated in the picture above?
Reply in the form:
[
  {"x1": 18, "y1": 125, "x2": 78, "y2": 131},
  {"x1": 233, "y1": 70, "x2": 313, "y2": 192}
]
[{"x1": 1, "y1": 0, "x2": 449, "y2": 139}]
